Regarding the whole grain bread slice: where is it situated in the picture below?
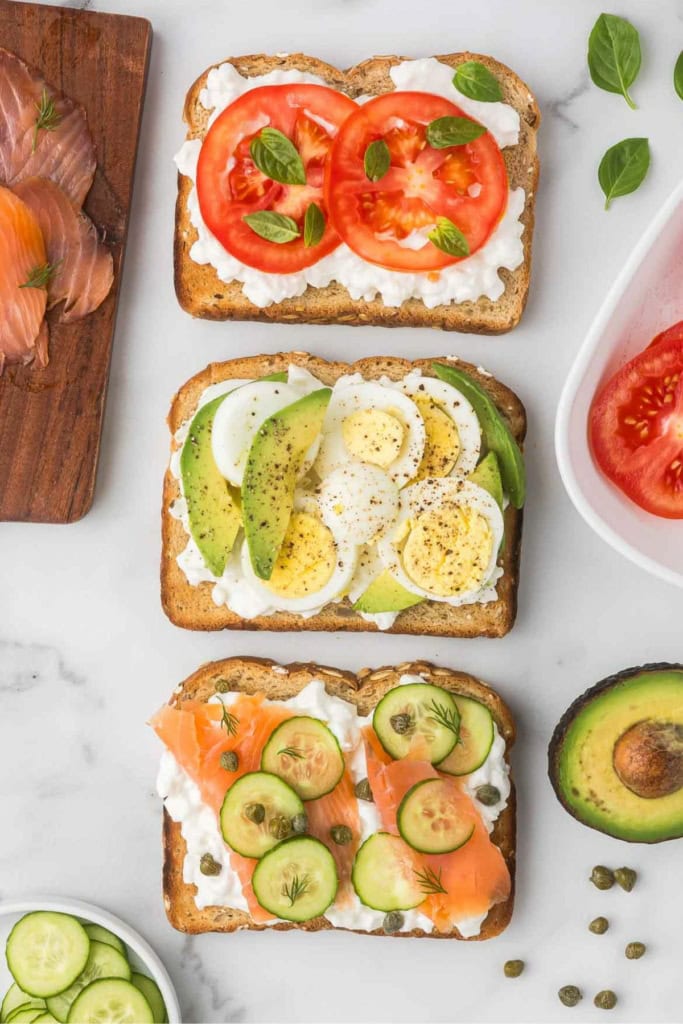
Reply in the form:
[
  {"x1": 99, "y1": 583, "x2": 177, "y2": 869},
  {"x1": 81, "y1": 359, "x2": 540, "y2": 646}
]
[
  {"x1": 161, "y1": 657, "x2": 516, "y2": 939},
  {"x1": 174, "y1": 51, "x2": 540, "y2": 333},
  {"x1": 161, "y1": 351, "x2": 525, "y2": 637}
]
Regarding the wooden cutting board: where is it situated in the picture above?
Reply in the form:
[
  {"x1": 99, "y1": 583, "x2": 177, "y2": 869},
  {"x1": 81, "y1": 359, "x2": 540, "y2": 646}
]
[{"x1": 0, "y1": 0, "x2": 151, "y2": 523}]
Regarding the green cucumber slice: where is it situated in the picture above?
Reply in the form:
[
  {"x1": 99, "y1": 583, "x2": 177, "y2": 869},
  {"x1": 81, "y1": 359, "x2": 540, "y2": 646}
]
[
  {"x1": 251, "y1": 837, "x2": 338, "y2": 922},
  {"x1": 5, "y1": 1012, "x2": 43, "y2": 1024},
  {"x1": 372, "y1": 683, "x2": 459, "y2": 763},
  {"x1": 397, "y1": 778, "x2": 475, "y2": 854},
  {"x1": 66, "y1": 979, "x2": 153, "y2": 1024},
  {"x1": 31, "y1": 1016, "x2": 59, "y2": 1024},
  {"x1": 260, "y1": 716, "x2": 344, "y2": 800},
  {"x1": 6, "y1": 914, "x2": 90, "y2": 999},
  {"x1": 437, "y1": 695, "x2": 494, "y2": 776},
  {"x1": 46, "y1": 942, "x2": 130, "y2": 1023},
  {"x1": 351, "y1": 833, "x2": 424, "y2": 912},
  {"x1": 81, "y1": 927, "x2": 125, "y2": 958},
  {"x1": 220, "y1": 771, "x2": 304, "y2": 858},
  {"x1": 1, "y1": 988, "x2": 45, "y2": 1023},
  {"x1": 130, "y1": 976, "x2": 166, "y2": 1024}
]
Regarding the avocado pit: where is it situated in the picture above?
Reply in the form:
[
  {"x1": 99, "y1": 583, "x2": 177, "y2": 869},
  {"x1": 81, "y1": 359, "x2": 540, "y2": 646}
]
[{"x1": 613, "y1": 720, "x2": 683, "y2": 799}]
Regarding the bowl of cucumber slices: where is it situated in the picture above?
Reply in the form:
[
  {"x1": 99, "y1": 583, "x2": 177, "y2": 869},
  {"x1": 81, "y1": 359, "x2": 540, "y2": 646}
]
[{"x1": 0, "y1": 898, "x2": 180, "y2": 1024}]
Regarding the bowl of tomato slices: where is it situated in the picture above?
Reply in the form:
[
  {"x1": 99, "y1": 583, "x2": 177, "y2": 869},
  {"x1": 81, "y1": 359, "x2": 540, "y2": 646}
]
[{"x1": 556, "y1": 178, "x2": 683, "y2": 588}]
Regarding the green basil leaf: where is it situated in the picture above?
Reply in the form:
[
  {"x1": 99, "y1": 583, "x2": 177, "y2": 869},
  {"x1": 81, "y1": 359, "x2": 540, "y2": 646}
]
[
  {"x1": 243, "y1": 211, "x2": 300, "y2": 243},
  {"x1": 364, "y1": 138, "x2": 391, "y2": 182},
  {"x1": 675, "y1": 50, "x2": 683, "y2": 101},
  {"x1": 428, "y1": 216, "x2": 470, "y2": 257},
  {"x1": 588, "y1": 13, "x2": 641, "y2": 109},
  {"x1": 250, "y1": 127, "x2": 306, "y2": 185},
  {"x1": 453, "y1": 61, "x2": 503, "y2": 103},
  {"x1": 304, "y1": 202, "x2": 325, "y2": 247},
  {"x1": 425, "y1": 116, "x2": 487, "y2": 149},
  {"x1": 598, "y1": 137, "x2": 650, "y2": 210}
]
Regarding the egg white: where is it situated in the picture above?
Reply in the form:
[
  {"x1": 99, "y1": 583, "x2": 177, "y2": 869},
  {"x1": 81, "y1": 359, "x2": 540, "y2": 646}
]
[{"x1": 317, "y1": 462, "x2": 399, "y2": 546}]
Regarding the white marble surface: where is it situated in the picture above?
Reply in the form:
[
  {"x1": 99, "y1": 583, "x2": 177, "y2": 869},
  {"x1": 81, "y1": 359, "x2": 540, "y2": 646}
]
[{"x1": 1, "y1": 0, "x2": 682, "y2": 1020}]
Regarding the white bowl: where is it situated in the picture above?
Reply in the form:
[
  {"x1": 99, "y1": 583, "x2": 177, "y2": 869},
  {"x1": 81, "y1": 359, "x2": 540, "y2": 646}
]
[
  {"x1": 0, "y1": 896, "x2": 181, "y2": 1023},
  {"x1": 555, "y1": 178, "x2": 683, "y2": 589}
]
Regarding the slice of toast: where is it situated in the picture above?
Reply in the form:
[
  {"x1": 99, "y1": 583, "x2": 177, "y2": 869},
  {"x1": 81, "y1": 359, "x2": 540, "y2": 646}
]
[
  {"x1": 175, "y1": 52, "x2": 540, "y2": 333},
  {"x1": 161, "y1": 352, "x2": 525, "y2": 637},
  {"x1": 161, "y1": 657, "x2": 516, "y2": 939}
]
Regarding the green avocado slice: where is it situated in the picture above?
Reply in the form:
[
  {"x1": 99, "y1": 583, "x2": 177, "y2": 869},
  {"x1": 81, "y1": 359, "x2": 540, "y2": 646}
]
[
  {"x1": 352, "y1": 569, "x2": 424, "y2": 615},
  {"x1": 468, "y1": 451, "x2": 504, "y2": 510}
]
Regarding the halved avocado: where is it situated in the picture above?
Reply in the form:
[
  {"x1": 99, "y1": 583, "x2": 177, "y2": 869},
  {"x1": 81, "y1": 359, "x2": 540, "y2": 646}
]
[{"x1": 548, "y1": 663, "x2": 683, "y2": 843}]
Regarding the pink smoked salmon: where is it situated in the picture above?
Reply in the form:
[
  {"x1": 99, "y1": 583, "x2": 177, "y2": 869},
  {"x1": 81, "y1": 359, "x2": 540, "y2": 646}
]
[
  {"x1": 0, "y1": 185, "x2": 48, "y2": 372},
  {"x1": 13, "y1": 177, "x2": 113, "y2": 322},
  {"x1": 0, "y1": 48, "x2": 96, "y2": 207}
]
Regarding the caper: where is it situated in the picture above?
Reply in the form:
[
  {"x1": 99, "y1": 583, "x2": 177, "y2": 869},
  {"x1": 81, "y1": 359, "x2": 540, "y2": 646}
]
[
  {"x1": 214, "y1": 678, "x2": 231, "y2": 693},
  {"x1": 354, "y1": 778, "x2": 374, "y2": 802},
  {"x1": 558, "y1": 986, "x2": 582, "y2": 1007},
  {"x1": 330, "y1": 824, "x2": 353, "y2": 846},
  {"x1": 220, "y1": 750, "x2": 239, "y2": 772},
  {"x1": 244, "y1": 802, "x2": 265, "y2": 825},
  {"x1": 503, "y1": 960, "x2": 524, "y2": 978},
  {"x1": 625, "y1": 941, "x2": 645, "y2": 960},
  {"x1": 291, "y1": 812, "x2": 308, "y2": 835},
  {"x1": 614, "y1": 867, "x2": 637, "y2": 892},
  {"x1": 199, "y1": 853, "x2": 221, "y2": 876},
  {"x1": 589, "y1": 916, "x2": 609, "y2": 935},
  {"x1": 594, "y1": 990, "x2": 617, "y2": 1010},
  {"x1": 268, "y1": 814, "x2": 292, "y2": 840},
  {"x1": 383, "y1": 911, "x2": 404, "y2": 934},
  {"x1": 475, "y1": 784, "x2": 501, "y2": 806},
  {"x1": 390, "y1": 713, "x2": 412, "y2": 735},
  {"x1": 590, "y1": 865, "x2": 615, "y2": 890}
]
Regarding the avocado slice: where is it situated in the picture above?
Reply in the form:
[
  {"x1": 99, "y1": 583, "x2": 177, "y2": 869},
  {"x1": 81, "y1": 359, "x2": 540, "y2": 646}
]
[
  {"x1": 353, "y1": 569, "x2": 424, "y2": 615},
  {"x1": 243, "y1": 387, "x2": 332, "y2": 580},
  {"x1": 468, "y1": 451, "x2": 504, "y2": 510},
  {"x1": 180, "y1": 395, "x2": 242, "y2": 576},
  {"x1": 432, "y1": 362, "x2": 525, "y2": 508},
  {"x1": 548, "y1": 663, "x2": 683, "y2": 843}
]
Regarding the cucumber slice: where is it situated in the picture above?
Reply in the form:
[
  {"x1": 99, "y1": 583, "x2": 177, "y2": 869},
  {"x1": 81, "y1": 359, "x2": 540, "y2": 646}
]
[
  {"x1": 81, "y1": 927, "x2": 125, "y2": 958},
  {"x1": 251, "y1": 837, "x2": 338, "y2": 922},
  {"x1": 46, "y1": 942, "x2": 130, "y2": 1023},
  {"x1": 130, "y1": 976, "x2": 166, "y2": 1024},
  {"x1": 397, "y1": 778, "x2": 475, "y2": 854},
  {"x1": 66, "y1": 979, "x2": 153, "y2": 1024},
  {"x1": 372, "y1": 683, "x2": 459, "y2": 763},
  {"x1": 437, "y1": 695, "x2": 494, "y2": 776},
  {"x1": 1, "y1": 987, "x2": 45, "y2": 1023},
  {"x1": 351, "y1": 833, "x2": 424, "y2": 912},
  {"x1": 5, "y1": 1012, "x2": 43, "y2": 1024},
  {"x1": 31, "y1": 1016, "x2": 59, "y2": 1024},
  {"x1": 220, "y1": 771, "x2": 304, "y2": 858},
  {"x1": 6, "y1": 914, "x2": 90, "y2": 999},
  {"x1": 260, "y1": 717, "x2": 344, "y2": 800}
]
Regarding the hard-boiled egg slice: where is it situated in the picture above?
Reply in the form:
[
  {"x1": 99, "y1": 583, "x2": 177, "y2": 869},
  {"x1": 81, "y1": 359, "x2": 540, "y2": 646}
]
[
  {"x1": 317, "y1": 462, "x2": 399, "y2": 546},
  {"x1": 377, "y1": 478, "x2": 504, "y2": 606}
]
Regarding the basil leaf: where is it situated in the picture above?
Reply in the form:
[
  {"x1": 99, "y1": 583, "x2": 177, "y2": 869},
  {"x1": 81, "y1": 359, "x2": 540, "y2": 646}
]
[
  {"x1": 453, "y1": 61, "x2": 503, "y2": 103},
  {"x1": 304, "y1": 202, "x2": 325, "y2": 247},
  {"x1": 425, "y1": 116, "x2": 486, "y2": 149},
  {"x1": 250, "y1": 127, "x2": 306, "y2": 186},
  {"x1": 598, "y1": 137, "x2": 650, "y2": 210},
  {"x1": 243, "y1": 211, "x2": 300, "y2": 243},
  {"x1": 588, "y1": 13, "x2": 641, "y2": 109},
  {"x1": 364, "y1": 139, "x2": 391, "y2": 182},
  {"x1": 675, "y1": 51, "x2": 683, "y2": 101},
  {"x1": 428, "y1": 216, "x2": 470, "y2": 257}
]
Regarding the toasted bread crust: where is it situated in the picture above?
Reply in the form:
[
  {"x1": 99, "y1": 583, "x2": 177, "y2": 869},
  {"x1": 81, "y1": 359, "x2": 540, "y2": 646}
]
[
  {"x1": 161, "y1": 657, "x2": 516, "y2": 938},
  {"x1": 160, "y1": 352, "x2": 525, "y2": 637},
  {"x1": 174, "y1": 52, "x2": 540, "y2": 333}
]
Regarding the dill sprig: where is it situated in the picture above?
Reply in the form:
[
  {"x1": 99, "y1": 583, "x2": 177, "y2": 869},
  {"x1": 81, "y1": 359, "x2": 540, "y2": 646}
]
[
  {"x1": 19, "y1": 261, "x2": 61, "y2": 290},
  {"x1": 220, "y1": 706, "x2": 239, "y2": 737},
  {"x1": 281, "y1": 873, "x2": 310, "y2": 906},
  {"x1": 414, "y1": 865, "x2": 448, "y2": 896},
  {"x1": 428, "y1": 699, "x2": 460, "y2": 739},
  {"x1": 277, "y1": 746, "x2": 305, "y2": 759},
  {"x1": 33, "y1": 88, "x2": 62, "y2": 151}
]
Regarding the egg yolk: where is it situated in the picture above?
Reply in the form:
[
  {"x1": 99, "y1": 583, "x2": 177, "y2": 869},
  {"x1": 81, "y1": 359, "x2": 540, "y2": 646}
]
[
  {"x1": 266, "y1": 512, "x2": 337, "y2": 599},
  {"x1": 342, "y1": 408, "x2": 405, "y2": 468},
  {"x1": 413, "y1": 396, "x2": 460, "y2": 480},
  {"x1": 400, "y1": 504, "x2": 493, "y2": 597}
]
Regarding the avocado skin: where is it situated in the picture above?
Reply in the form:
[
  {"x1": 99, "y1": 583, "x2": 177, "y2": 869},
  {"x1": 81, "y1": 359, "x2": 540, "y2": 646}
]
[{"x1": 548, "y1": 663, "x2": 683, "y2": 844}]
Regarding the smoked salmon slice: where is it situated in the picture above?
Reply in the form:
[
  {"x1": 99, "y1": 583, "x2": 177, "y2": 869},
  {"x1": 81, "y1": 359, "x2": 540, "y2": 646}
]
[
  {"x1": 13, "y1": 177, "x2": 113, "y2": 322},
  {"x1": 0, "y1": 185, "x2": 48, "y2": 373},
  {"x1": 0, "y1": 49, "x2": 96, "y2": 207}
]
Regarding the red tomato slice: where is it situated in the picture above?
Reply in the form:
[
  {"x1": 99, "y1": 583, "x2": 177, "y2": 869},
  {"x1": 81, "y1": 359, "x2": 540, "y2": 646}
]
[
  {"x1": 325, "y1": 92, "x2": 508, "y2": 272},
  {"x1": 197, "y1": 85, "x2": 357, "y2": 273},
  {"x1": 590, "y1": 335, "x2": 683, "y2": 518},
  {"x1": 648, "y1": 319, "x2": 683, "y2": 350}
]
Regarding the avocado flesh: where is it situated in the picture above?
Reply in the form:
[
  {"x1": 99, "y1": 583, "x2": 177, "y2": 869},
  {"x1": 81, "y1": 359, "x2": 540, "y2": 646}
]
[
  {"x1": 468, "y1": 451, "x2": 504, "y2": 510},
  {"x1": 432, "y1": 362, "x2": 525, "y2": 508},
  {"x1": 180, "y1": 394, "x2": 242, "y2": 576},
  {"x1": 550, "y1": 666, "x2": 683, "y2": 843},
  {"x1": 353, "y1": 570, "x2": 424, "y2": 615},
  {"x1": 243, "y1": 388, "x2": 332, "y2": 580}
]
